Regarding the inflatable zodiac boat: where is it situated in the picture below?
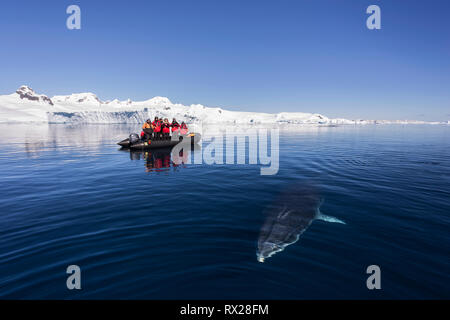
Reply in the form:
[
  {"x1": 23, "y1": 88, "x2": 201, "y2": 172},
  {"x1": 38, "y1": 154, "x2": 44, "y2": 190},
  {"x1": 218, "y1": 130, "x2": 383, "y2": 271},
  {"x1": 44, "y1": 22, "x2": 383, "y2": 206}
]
[{"x1": 117, "y1": 132, "x2": 201, "y2": 150}]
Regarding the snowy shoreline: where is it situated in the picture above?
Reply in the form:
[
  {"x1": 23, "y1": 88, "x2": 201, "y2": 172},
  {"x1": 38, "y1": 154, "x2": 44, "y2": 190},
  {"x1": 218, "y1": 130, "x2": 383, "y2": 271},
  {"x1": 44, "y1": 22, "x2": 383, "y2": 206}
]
[{"x1": 0, "y1": 86, "x2": 448, "y2": 125}]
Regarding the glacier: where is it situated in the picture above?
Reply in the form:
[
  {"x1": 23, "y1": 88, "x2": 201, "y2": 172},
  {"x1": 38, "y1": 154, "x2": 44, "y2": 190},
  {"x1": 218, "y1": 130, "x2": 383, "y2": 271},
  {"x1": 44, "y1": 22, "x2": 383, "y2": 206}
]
[{"x1": 0, "y1": 86, "x2": 447, "y2": 125}]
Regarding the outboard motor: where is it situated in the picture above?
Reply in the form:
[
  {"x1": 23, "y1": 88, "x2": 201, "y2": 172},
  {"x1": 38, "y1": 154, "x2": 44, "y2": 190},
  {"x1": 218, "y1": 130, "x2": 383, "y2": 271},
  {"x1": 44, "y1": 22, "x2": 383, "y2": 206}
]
[{"x1": 129, "y1": 133, "x2": 140, "y2": 145}]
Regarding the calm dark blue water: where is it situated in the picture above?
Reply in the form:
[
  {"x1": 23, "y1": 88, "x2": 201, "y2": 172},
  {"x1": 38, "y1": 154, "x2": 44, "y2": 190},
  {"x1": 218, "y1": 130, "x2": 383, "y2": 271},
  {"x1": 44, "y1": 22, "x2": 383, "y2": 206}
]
[{"x1": 0, "y1": 124, "x2": 449, "y2": 299}]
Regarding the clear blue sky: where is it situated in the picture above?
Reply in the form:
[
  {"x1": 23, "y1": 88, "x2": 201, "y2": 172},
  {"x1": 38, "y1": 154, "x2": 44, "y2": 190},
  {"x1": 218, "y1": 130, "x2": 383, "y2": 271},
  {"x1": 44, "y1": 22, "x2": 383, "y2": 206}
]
[{"x1": 0, "y1": 0, "x2": 449, "y2": 120}]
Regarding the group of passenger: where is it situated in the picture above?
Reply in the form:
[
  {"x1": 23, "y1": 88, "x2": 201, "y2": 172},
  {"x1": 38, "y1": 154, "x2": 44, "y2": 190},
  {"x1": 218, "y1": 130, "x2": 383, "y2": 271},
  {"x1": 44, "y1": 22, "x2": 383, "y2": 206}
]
[{"x1": 141, "y1": 117, "x2": 188, "y2": 140}]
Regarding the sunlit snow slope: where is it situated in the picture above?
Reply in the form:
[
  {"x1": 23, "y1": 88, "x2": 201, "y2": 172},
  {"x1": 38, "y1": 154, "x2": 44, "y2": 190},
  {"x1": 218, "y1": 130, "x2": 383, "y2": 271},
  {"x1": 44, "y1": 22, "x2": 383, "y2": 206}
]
[{"x1": 0, "y1": 86, "x2": 446, "y2": 125}]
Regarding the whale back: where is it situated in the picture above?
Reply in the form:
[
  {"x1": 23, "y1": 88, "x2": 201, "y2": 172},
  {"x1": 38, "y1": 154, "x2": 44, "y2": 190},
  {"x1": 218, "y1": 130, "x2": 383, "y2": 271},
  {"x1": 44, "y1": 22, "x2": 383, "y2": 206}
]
[{"x1": 257, "y1": 184, "x2": 321, "y2": 262}]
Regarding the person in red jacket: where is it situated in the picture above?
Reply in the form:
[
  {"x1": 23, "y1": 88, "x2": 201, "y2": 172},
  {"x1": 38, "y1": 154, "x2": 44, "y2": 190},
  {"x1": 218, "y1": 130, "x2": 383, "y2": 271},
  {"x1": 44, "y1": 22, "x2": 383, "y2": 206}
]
[
  {"x1": 141, "y1": 119, "x2": 153, "y2": 140},
  {"x1": 152, "y1": 116, "x2": 162, "y2": 140},
  {"x1": 161, "y1": 118, "x2": 171, "y2": 139},
  {"x1": 180, "y1": 122, "x2": 188, "y2": 135},
  {"x1": 171, "y1": 118, "x2": 180, "y2": 133}
]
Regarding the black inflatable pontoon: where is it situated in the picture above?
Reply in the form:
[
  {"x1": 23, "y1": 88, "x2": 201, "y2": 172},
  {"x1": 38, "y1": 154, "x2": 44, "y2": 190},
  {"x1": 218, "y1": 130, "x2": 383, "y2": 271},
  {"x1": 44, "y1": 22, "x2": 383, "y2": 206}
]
[{"x1": 118, "y1": 133, "x2": 201, "y2": 150}]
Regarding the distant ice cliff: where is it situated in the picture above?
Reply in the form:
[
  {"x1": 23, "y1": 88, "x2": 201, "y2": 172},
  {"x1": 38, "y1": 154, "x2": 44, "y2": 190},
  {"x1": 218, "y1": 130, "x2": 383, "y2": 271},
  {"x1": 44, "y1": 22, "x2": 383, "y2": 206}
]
[{"x1": 0, "y1": 86, "x2": 447, "y2": 125}]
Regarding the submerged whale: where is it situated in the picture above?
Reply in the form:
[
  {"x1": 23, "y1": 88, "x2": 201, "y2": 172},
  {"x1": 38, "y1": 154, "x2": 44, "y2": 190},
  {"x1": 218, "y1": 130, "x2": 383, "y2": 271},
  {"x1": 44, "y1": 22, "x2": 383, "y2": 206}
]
[{"x1": 256, "y1": 185, "x2": 345, "y2": 262}]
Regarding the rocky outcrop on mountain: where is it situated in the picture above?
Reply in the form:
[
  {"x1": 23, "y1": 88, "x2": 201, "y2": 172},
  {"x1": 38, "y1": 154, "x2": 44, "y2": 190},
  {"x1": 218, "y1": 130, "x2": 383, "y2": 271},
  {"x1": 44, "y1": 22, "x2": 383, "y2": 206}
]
[{"x1": 15, "y1": 86, "x2": 54, "y2": 105}]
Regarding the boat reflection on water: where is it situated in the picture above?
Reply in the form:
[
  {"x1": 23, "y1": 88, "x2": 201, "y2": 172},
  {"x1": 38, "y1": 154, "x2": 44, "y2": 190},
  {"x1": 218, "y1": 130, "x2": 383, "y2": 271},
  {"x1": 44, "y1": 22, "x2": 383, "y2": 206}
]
[{"x1": 125, "y1": 144, "x2": 201, "y2": 172}]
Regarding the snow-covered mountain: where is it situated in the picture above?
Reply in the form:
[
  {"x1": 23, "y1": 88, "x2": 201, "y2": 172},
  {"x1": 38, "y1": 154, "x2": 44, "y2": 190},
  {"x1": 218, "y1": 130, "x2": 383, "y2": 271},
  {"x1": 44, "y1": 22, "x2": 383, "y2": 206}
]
[{"x1": 0, "y1": 86, "x2": 447, "y2": 125}]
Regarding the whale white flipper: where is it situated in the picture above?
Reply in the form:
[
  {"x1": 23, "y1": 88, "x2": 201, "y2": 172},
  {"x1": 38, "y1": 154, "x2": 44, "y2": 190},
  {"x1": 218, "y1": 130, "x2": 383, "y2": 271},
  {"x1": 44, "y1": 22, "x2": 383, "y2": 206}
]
[{"x1": 317, "y1": 211, "x2": 345, "y2": 224}]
